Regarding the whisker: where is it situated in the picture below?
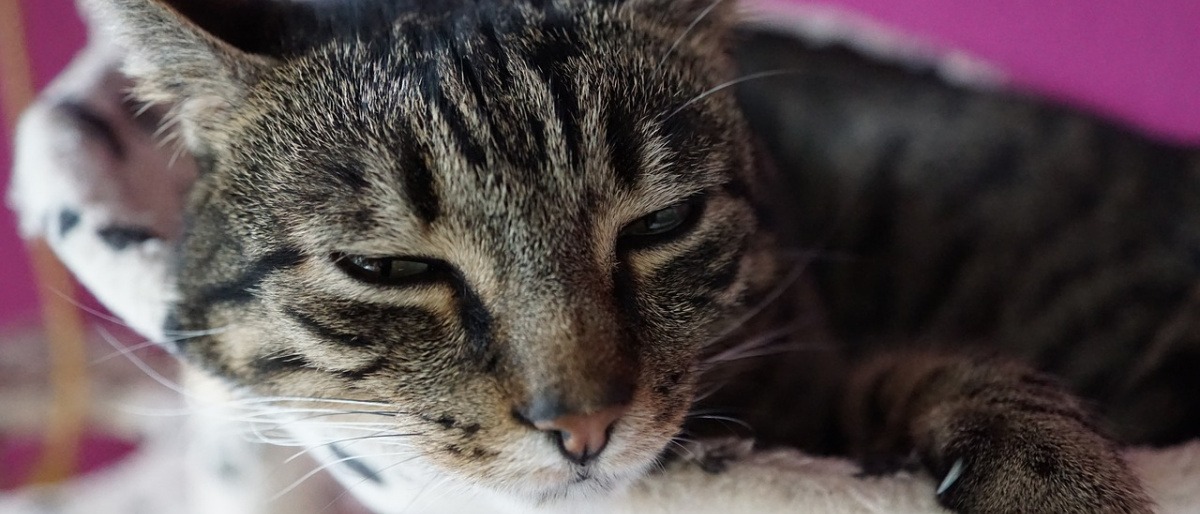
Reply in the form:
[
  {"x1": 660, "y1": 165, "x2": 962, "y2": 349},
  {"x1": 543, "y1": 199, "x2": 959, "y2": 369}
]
[
  {"x1": 665, "y1": 69, "x2": 802, "y2": 121},
  {"x1": 666, "y1": 438, "x2": 698, "y2": 461},
  {"x1": 90, "y1": 325, "x2": 229, "y2": 365},
  {"x1": 701, "y1": 324, "x2": 800, "y2": 365},
  {"x1": 283, "y1": 432, "x2": 422, "y2": 465},
  {"x1": 702, "y1": 254, "x2": 815, "y2": 347},
  {"x1": 96, "y1": 327, "x2": 194, "y2": 399},
  {"x1": 655, "y1": 0, "x2": 727, "y2": 70},
  {"x1": 688, "y1": 414, "x2": 753, "y2": 433},
  {"x1": 319, "y1": 454, "x2": 436, "y2": 514},
  {"x1": 228, "y1": 397, "x2": 397, "y2": 409},
  {"x1": 268, "y1": 451, "x2": 413, "y2": 502},
  {"x1": 47, "y1": 287, "x2": 127, "y2": 326}
]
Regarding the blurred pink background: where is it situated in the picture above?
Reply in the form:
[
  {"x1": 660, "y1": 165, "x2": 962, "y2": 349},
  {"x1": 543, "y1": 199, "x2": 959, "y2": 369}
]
[{"x1": 3, "y1": 0, "x2": 1200, "y2": 328}]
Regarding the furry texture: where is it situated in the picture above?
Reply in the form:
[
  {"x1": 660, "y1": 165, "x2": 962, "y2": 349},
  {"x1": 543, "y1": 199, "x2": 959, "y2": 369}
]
[{"x1": 8, "y1": 0, "x2": 1200, "y2": 513}]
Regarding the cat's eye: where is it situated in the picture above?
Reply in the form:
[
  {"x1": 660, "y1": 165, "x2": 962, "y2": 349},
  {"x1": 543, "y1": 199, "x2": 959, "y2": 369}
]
[
  {"x1": 333, "y1": 253, "x2": 432, "y2": 285},
  {"x1": 620, "y1": 200, "x2": 698, "y2": 240}
]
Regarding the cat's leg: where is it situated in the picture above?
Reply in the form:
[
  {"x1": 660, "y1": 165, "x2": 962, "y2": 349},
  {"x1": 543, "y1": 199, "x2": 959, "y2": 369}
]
[{"x1": 841, "y1": 351, "x2": 1152, "y2": 514}]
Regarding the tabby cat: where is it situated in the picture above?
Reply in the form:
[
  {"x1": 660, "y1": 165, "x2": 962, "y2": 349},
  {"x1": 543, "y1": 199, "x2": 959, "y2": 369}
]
[{"x1": 72, "y1": 0, "x2": 1200, "y2": 512}]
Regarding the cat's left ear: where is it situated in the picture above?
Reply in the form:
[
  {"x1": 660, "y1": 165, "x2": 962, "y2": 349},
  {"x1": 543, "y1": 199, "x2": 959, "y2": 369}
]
[{"x1": 79, "y1": 0, "x2": 297, "y2": 148}]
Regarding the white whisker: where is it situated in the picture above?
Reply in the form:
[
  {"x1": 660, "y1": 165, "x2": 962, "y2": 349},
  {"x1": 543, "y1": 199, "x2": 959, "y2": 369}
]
[
  {"x1": 268, "y1": 451, "x2": 412, "y2": 502},
  {"x1": 666, "y1": 69, "x2": 801, "y2": 121},
  {"x1": 655, "y1": 0, "x2": 727, "y2": 70}
]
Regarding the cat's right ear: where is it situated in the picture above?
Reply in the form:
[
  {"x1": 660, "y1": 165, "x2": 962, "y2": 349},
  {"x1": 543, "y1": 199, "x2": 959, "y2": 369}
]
[{"x1": 79, "y1": 0, "x2": 286, "y2": 146}]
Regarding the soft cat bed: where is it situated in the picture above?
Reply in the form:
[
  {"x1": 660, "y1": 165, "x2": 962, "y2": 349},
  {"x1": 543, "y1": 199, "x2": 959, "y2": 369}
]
[{"x1": 7, "y1": 2, "x2": 1199, "y2": 513}]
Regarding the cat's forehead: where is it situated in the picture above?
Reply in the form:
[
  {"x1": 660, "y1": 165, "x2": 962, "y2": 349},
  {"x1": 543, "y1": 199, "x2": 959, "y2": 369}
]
[{"x1": 236, "y1": 4, "x2": 746, "y2": 236}]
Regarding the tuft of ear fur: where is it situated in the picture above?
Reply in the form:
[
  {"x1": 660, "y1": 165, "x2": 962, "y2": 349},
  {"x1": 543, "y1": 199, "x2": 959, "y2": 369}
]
[{"x1": 78, "y1": 0, "x2": 281, "y2": 149}]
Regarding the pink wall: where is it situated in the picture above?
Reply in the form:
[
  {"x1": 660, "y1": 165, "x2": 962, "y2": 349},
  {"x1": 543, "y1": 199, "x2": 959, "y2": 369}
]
[
  {"x1": 760, "y1": 0, "x2": 1200, "y2": 144},
  {"x1": 2, "y1": 0, "x2": 1199, "y2": 327},
  {"x1": 1, "y1": 0, "x2": 86, "y2": 327}
]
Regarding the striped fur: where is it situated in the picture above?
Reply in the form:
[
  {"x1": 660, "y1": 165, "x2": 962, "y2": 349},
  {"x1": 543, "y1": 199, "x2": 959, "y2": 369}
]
[{"x1": 82, "y1": 0, "x2": 1200, "y2": 512}]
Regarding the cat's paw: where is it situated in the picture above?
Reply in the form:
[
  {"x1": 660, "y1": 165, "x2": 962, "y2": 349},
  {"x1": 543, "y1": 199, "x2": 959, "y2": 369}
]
[
  {"x1": 918, "y1": 407, "x2": 1153, "y2": 514},
  {"x1": 7, "y1": 42, "x2": 196, "y2": 341}
]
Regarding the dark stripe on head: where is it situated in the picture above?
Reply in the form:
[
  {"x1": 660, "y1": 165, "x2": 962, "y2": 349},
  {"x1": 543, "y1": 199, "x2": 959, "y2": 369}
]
[
  {"x1": 525, "y1": 29, "x2": 584, "y2": 166},
  {"x1": 252, "y1": 352, "x2": 317, "y2": 375},
  {"x1": 327, "y1": 161, "x2": 369, "y2": 191},
  {"x1": 605, "y1": 98, "x2": 642, "y2": 187},
  {"x1": 399, "y1": 132, "x2": 441, "y2": 224},
  {"x1": 422, "y1": 61, "x2": 488, "y2": 167},
  {"x1": 335, "y1": 356, "x2": 390, "y2": 381},
  {"x1": 284, "y1": 307, "x2": 374, "y2": 347},
  {"x1": 196, "y1": 248, "x2": 306, "y2": 305},
  {"x1": 658, "y1": 235, "x2": 746, "y2": 311},
  {"x1": 449, "y1": 40, "x2": 503, "y2": 141},
  {"x1": 658, "y1": 105, "x2": 710, "y2": 170},
  {"x1": 451, "y1": 270, "x2": 494, "y2": 363},
  {"x1": 54, "y1": 100, "x2": 125, "y2": 159},
  {"x1": 98, "y1": 225, "x2": 156, "y2": 250},
  {"x1": 479, "y1": 21, "x2": 514, "y2": 88}
]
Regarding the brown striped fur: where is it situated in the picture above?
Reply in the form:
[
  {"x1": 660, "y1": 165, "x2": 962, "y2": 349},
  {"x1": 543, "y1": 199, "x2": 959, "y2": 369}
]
[{"x1": 84, "y1": 0, "x2": 1199, "y2": 512}]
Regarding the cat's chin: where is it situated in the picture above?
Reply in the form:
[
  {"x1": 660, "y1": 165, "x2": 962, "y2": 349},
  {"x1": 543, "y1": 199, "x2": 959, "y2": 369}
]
[
  {"x1": 505, "y1": 460, "x2": 654, "y2": 504},
  {"x1": 297, "y1": 421, "x2": 664, "y2": 513},
  {"x1": 325, "y1": 450, "x2": 655, "y2": 514}
]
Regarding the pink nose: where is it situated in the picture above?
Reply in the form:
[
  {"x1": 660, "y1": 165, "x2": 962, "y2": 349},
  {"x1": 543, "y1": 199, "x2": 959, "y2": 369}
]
[{"x1": 532, "y1": 404, "x2": 628, "y2": 464}]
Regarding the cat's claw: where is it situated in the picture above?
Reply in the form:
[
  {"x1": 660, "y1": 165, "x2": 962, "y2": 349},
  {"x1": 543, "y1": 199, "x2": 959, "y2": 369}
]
[{"x1": 936, "y1": 458, "x2": 965, "y2": 496}]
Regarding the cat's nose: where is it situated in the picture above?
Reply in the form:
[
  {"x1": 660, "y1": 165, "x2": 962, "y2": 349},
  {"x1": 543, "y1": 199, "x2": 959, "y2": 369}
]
[
  {"x1": 517, "y1": 388, "x2": 632, "y2": 465},
  {"x1": 530, "y1": 404, "x2": 628, "y2": 464}
]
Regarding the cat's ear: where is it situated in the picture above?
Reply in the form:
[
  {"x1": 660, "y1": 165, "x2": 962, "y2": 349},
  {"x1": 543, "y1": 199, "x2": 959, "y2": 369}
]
[{"x1": 79, "y1": 0, "x2": 291, "y2": 145}]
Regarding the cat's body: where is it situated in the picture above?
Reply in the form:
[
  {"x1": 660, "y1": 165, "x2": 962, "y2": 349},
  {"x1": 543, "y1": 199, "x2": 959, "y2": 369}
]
[
  {"x1": 26, "y1": 0, "x2": 1200, "y2": 512},
  {"x1": 701, "y1": 29, "x2": 1200, "y2": 452}
]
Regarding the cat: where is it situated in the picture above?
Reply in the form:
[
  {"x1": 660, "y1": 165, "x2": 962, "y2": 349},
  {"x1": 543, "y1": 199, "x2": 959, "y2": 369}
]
[{"x1": 31, "y1": 0, "x2": 1200, "y2": 512}]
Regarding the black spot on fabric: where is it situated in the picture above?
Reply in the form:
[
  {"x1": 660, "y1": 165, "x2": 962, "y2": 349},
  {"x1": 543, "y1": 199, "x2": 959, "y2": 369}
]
[
  {"x1": 218, "y1": 456, "x2": 242, "y2": 482},
  {"x1": 55, "y1": 100, "x2": 125, "y2": 159},
  {"x1": 58, "y1": 209, "x2": 80, "y2": 238},
  {"x1": 329, "y1": 443, "x2": 383, "y2": 484},
  {"x1": 161, "y1": 310, "x2": 187, "y2": 354},
  {"x1": 97, "y1": 226, "x2": 156, "y2": 250}
]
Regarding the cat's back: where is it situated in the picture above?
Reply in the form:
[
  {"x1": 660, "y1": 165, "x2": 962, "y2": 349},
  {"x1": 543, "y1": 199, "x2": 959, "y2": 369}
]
[{"x1": 732, "y1": 27, "x2": 1200, "y2": 445}]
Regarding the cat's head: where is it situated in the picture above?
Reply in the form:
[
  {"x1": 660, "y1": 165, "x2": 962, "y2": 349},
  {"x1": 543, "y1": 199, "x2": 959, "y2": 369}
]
[{"x1": 87, "y1": 0, "x2": 779, "y2": 500}]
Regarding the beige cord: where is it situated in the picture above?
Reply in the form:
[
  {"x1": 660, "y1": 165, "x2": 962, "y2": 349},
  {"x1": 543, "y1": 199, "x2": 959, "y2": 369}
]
[{"x1": 1, "y1": 0, "x2": 92, "y2": 486}]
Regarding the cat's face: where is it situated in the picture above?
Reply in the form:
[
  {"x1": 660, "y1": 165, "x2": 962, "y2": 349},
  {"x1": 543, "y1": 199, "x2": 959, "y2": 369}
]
[{"x1": 93, "y1": 0, "x2": 778, "y2": 500}]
